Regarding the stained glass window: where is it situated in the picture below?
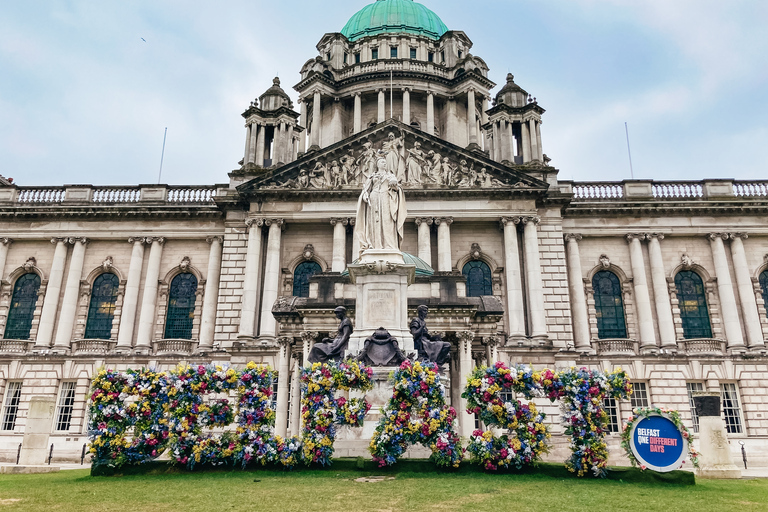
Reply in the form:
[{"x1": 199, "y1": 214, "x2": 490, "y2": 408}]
[
  {"x1": 760, "y1": 270, "x2": 768, "y2": 319},
  {"x1": 4, "y1": 274, "x2": 41, "y2": 340},
  {"x1": 592, "y1": 271, "x2": 627, "y2": 339},
  {"x1": 674, "y1": 271, "x2": 712, "y2": 339},
  {"x1": 84, "y1": 273, "x2": 119, "y2": 339},
  {"x1": 164, "y1": 273, "x2": 198, "y2": 339},
  {"x1": 463, "y1": 260, "x2": 492, "y2": 297},
  {"x1": 293, "y1": 261, "x2": 321, "y2": 298}
]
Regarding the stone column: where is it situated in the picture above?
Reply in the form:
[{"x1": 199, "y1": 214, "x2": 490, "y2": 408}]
[
  {"x1": 199, "y1": 236, "x2": 223, "y2": 350},
  {"x1": 244, "y1": 124, "x2": 254, "y2": 164},
  {"x1": 135, "y1": 237, "x2": 165, "y2": 353},
  {"x1": 564, "y1": 234, "x2": 590, "y2": 351},
  {"x1": 298, "y1": 99, "x2": 307, "y2": 154},
  {"x1": 481, "y1": 95, "x2": 489, "y2": 125},
  {"x1": 501, "y1": 218, "x2": 525, "y2": 339},
  {"x1": 301, "y1": 330, "x2": 316, "y2": 364},
  {"x1": 377, "y1": 89, "x2": 386, "y2": 124},
  {"x1": 457, "y1": 330, "x2": 475, "y2": 438},
  {"x1": 646, "y1": 234, "x2": 677, "y2": 349},
  {"x1": 521, "y1": 121, "x2": 531, "y2": 163},
  {"x1": 708, "y1": 233, "x2": 745, "y2": 350},
  {"x1": 35, "y1": 238, "x2": 69, "y2": 348},
  {"x1": 53, "y1": 237, "x2": 88, "y2": 351},
  {"x1": 492, "y1": 121, "x2": 501, "y2": 162},
  {"x1": 286, "y1": 124, "x2": 295, "y2": 162},
  {"x1": 435, "y1": 217, "x2": 453, "y2": 272},
  {"x1": 426, "y1": 92, "x2": 435, "y2": 135},
  {"x1": 238, "y1": 219, "x2": 264, "y2": 339},
  {"x1": 353, "y1": 93, "x2": 362, "y2": 133},
  {"x1": 467, "y1": 89, "x2": 478, "y2": 147},
  {"x1": 402, "y1": 88, "x2": 411, "y2": 125},
  {"x1": 255, "y1": 122, "x2": 265, "y2": 166},
  {"x1": 535, "y1": 121, "x2": 544, "y2": 161},
  {"x1": 626, "y1": 234, "x2": 657, "y2": 350},
  {"x1": 289, "y1": 353, "x2": 302, "y2": 436},
  {"x1": 275, "y1": 336, "x2": 291, "y2": 438},
  {"x1": 259, "y1": 219, "x2": 284, "y2": 339},
  {"x1": 415, "y1": 218, "x2": 432, "y2": 266},
  {"x1": 116, "y1": 237, "x2": 146, "y2": 351},
  {"x1": 331, "y1": 218, "x2": 348, "y2": 273},
  {"x1": 484, "y1": 336, "x2": 499, "y2": 365},
  {"x1": 446, "y1": 97, "x2": 458, "y2": 145},
  {"x1": 730, "y1": 234, "x2": 764, "y2": 349},
  {"x1": 529, "y1": 119, "x2": 539, "y2": 161},
  {"x1": 519, "y1": 216, "x2": 547, "y2": 339},
  {"x1": 331, "y1": 99, "x2": 343, "y2": 144},
  {"x1": 508, "y1": 120, "x2": 516, "y2": 160},
  {"x1": 0, "y1": 238, "x2": 12, "y2": 282},
  {"x1": 310, "y1": 90, "x2": 322, "y2": 149}
]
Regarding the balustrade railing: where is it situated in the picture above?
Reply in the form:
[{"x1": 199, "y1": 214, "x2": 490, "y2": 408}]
[
  {"x1": 153, "y1": 339, "x2": 197, "y2": 355},
  {"x1": 0, "y1": 339, "x2": 34, "y2": 354},
  {"x1": 92, "y1": 187, "x2": 141, "y2": 203},
  {"x1": 595, "y1": 338, "x2": 638, "y2": 356},
  {"x1": 71, "y1": 339, "x2": 116, "y2": 355},
  {"x1": 680, "y1": 338, "x2": 726, "y2": 356},
  {"x1": 734, "y1": 181, "x2": 768, "y2": 198},
  {"x1": 652, "y1": 182, "x2": 703, "y2": 198},
  {"x1": 17, "y1": 188, "x2": 66, "y2": 203},
  {"x1": 572, "y1": 183, "x2": 624, "y2": 200},
  {"x1": 7, "y1": 185, "x2": 216, "y2": 205},
  {"x1": 572, "y1": 179, "x2": 766, "y2": 202}
]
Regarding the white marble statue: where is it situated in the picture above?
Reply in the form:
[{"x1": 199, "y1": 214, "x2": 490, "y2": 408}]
[{"x1": 354, "y1": 156, "x2": 407, "y2": 253}]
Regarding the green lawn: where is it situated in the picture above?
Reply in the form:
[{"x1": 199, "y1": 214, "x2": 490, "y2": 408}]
[{"x1": 1, "y1": 465, "x2": 766, "y2": 512}]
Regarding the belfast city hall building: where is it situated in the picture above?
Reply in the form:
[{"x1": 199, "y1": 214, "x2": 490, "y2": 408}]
[{"x1": 1, "y1": 0, "x2": 767, "y2": 465}]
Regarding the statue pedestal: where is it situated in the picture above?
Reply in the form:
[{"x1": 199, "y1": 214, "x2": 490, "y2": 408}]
[
  {"x1": 693, "y1": 393, "x2": 742, "y2": 479},
  {"x1": 347, "y1": 253, "x2": 415, "y2": 355}
]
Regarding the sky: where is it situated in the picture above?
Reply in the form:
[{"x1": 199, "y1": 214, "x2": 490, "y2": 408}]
[{"x1": 1, "y1": 0, "x2": 767, "y2": 186}]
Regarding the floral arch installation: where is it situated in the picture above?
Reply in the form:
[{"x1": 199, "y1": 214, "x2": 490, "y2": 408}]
[
  {"x1": 293, "y1": 261, "x2": 322, "y2": 298},
  {"x1": 84, "y1": 273, "x2": 120, "y2": 339},
  {"x1": 4, "y1": 273, "x2": 41, "y2": 340},
  {"x1": 164, "y1": 273, "x2": 198, "y2": 339},
  {"x1": 592, "y1": 270, "x2": 627, "y2": 339},
  {"x1": 674, "y1": 270, "x2": 712, "y2": 339},
  {"x1": 462, "y1": 260, "x2": 492, "y2": 297}
]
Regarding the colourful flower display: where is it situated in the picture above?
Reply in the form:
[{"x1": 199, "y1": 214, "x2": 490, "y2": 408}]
[
  {"x1": 87, "y1": 368, "x2": 170, "y2": 469},
  {"x1": 462, "y1": 362, "x2": 550, "y2": 470},
  {"x1": 301, "y1": 360, "x2": 373, "y2": 466},
  {"x1": 543, "y1": 367, "x2": 632, "y2": 477},
  {"x1": 370, "y1": 360, "x2": 462, "y2": 468},
  {"x1": 621, "y1": 407, "x2": 699, "y2": 470}
]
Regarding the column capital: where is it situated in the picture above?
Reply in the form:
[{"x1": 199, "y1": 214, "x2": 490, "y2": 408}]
[
  {"x1": 402, "y1": 86, "x2": 411, "y2": 93},
  {"x1": 65, "y1": 237, "x2": 89, "y2": 245},
  {"x1": 646, "y1": 233, "x2": 665, "y2": 241},
  {"x1": 426, "y1": 90, "x2": 434, "y2": 97},
  {"x1": 141, "y1": 236, "x2": 166, "y2": 245},
  {"x1": 707, "y1": 232, "x2": 729, "y2": 242},
  {"x1": 434, "y1": 216, "x2": 453, "y2": 226},
  {"x1": 457, "y1": 330, "x2": 475, "y2": 344},
  {"x1": 563, "y1": 233, "x2": 583, "y2": 243},
  {"x1": 245, "y1": 217, "x2": 265, "y2": 229},
  {"x1": 730, "y1": 232, "x2": 749, "y2": 240},
  {"x1": 128, "y1": 236, "x2": 147, "y2": 244},
  {"x1": 482, "y1": 335, "x2": 500, "y2": 348},
  {"x1": 0, "y1": 237, "x2": 13, "y2": 246},
  {"x1": 277, "y1": 336, "x2": 293, "y2": 348},
  {"x1": 206, "y1": 235, "x2": 224, "y2": 244},
  {"x1": 515, "y1": 215, "x2": 540, "y2": 225},
  {"x1": 330, "y1": 217, "x2": 350, "y2": 226},
  {"x1": 377, "y1": 88, "x2": 385, "y2": 94},
  {"x1": 353, "y1": 91, "x2": 362, "y2": 98},
  {"x1": 625, "y1": 233, "x2": 646, "y2": 243},
  {"x1": 414, "y1": 217, "x2": 433, "y2": 226},
  {"x1": 264, "y1": 218, "x2": 286, "y2": 230},
  {"x1": 300, "y1": 331, "x2": 318, "y2": 343},
  {"x1": 499, "y1": 216, "x2": 518, "y2": 229}
]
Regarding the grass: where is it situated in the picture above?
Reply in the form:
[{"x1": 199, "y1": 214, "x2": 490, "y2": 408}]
[{"x1": 1, "y1": 463, "x2": 767, "y2": 512}]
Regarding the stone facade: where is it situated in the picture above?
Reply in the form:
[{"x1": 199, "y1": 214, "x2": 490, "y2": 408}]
[{"x1": 1, "y1": 1, "x2": 767, "y2": 467}]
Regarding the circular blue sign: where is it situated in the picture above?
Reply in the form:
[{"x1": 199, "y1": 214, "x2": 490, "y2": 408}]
[{"x1": 629, "y1": 414, "x2": 687, "y2": 472}]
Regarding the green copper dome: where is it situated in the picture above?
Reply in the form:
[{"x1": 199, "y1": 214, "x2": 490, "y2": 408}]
[{"x1": 341, "y1": 0, "x2": 448, "y2": 42}]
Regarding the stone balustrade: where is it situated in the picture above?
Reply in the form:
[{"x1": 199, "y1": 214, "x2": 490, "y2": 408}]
[
  {"x1": 152, "y1": 338, "x2": 198, "y2": 356},
  {"x1": 335, "y1": 58, "x2": 449, "y2": 80},
  {"x1": 680, "y1": 338, "x2": 727, "y2": 356},
  {"x1": 0, "y1": 339, "x2": 34, "y2": 355},
  {"x1": 594, "y1": 338, "x2": 638, "y2": 356},
  {"x1": 71, "y1": 339, "x2": 116, "y2": 356},
  {"x1": 0, "y1": 184, "x2": 221, "y2": 205},
  {"x1": 571, "y1": 179, "x2": 768, "y2": 201}
]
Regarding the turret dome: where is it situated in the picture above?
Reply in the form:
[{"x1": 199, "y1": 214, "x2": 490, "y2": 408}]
[{"x1": 341, "y1": 0, "x2": 448, "y2": 42}]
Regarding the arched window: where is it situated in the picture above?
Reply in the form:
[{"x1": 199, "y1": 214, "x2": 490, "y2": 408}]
[
  {"x1": 760, "y1": 270, "x2": 768, "y2": 319},
  {"x1": 293, "y1": 261, "x2": 321, "y2": 298},
  {"x1": 164, "y1": 273, "x2": 198, "y2": 340},
  {"x1": 84, "y1": 273, "x2": 119, "y2": 339},
  {"x1": 463, "y1": 260, "x2": 492, "y2": 297},
  {"x1": 4, "y1": 274, "x2": 41, "y2": 340},
  {"x1": 675, "y1": 270, "x2": 712, "y2": 339},
  {"x1": 592, "y1": 271, "x2": 627, "y2": 339}
]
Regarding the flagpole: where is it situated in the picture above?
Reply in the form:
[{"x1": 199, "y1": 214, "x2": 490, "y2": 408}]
[{"x1": 390, "y1": 70, "x2": 393, "y2": 119}]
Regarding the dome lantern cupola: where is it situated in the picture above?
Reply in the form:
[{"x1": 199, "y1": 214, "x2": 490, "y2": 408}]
[{"x1": 341, "y1": 0, "x2": 448, "y2": 41}]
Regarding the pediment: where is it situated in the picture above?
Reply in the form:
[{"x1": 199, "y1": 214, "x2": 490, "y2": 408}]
[{"x1": 237, "y1": 120, "x2": 550, "y2": 196}]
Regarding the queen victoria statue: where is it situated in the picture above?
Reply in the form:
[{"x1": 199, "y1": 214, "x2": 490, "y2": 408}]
[{"x1": 354, "y1": 155, "x2": 407, "y2": 255}]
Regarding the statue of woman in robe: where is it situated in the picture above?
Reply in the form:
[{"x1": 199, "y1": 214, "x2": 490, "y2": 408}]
[
  {"x1": 382, "y1": 130, "x2": 406, "y2": 182},
  {"x1": 353, "y1": 156, "x2": 407, "y2": 254}
]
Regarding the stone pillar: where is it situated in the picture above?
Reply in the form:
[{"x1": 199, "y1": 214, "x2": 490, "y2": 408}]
[
  {"x1": 0, "y1": 238, "x2": 12, "y2": 284},
  {"x1": 467, "y1": 89, "x2": 478, "y2": 147},
  {"x1": 275, "y1": 336, "x2": 291, "y2": 438},
  {"x1": 298, "y1": 99, "x2": 307, "y2": 154},
  {"x1": 481, "y1": 95, "x2": 489, "y2": 125},
  {"x1": 301, "y1": 330, "x2": 316, "y2": 364},
  {"x1": 535, "y1": 121, "x2": 544, "y2": 161},
  {"x1": 331, "y1": 99, "x2": 343, "y2": 144},
  {"x1": 353, "y1": 93, "x2": 362, "y2": 134},
  {"x1": 519, "y1": 216, "x2": 547, "y2": 339},
  {"x1": 402, "y1": 88, "x2": 411, "y2": 125},
  {"x1": 199, "y1": 236, "x2": 223, "y2": 350},
  {"x1": 457, "y1": 330, "x2": 475, "y2": 438},
  {"x1": 116, "y1": 238, "x2": 146, "y2": 351},
  {"x1": 245, "y1": 124, "x2": 256, "y2": 164},
  {"x1": 331, "y1": 218, "x2": 348, "y2": 273},
  {"x1": 708, "y1": 233, "x2": 745, "y2": 350},
  {"x1": 259, "y1": 219, "x2": 284, "y2": 339},
  {"x1": 693, "y1": 393, "x2": 742, "y2": 479},
  {"x1": 501, "y1": 218, "x2": 525, "y2": 339},
  {"x1": 289, "y1": 353, "x2": 302, "y2": 436},
  {"x1": 435, "y1": 217, "x2": 453, "y2": 272},
  {"x1": 564, "y1": 234, "x2": 590, "y2": 351},
  {"x1": 521, "y1": 121, "x2": 531, "y2": 163},
  {"x1": 446, "y1": 97, "x2": 458, "y2": 145},
  {"x1": 646, "y1": 234, "x2": 676, "y2": 349},
  {"x1": 35, "y1": 238, "x2": 69, "y2": 348},
  {"x1": 492, "y1": 121, "x2": 501, "y2": 162},
  {"x1": 255, "y1": 122, "x2": 265, "y2": 166},
  {"x1": 238, "y1": 219, "x2": 264, "y2": 339},
  {"x1": 484, "y1": 335, "x2": 499, "y2": 365},
  {"x1": 377, "y1": 89, "x2": 386, "y2": 124},
  {"x1": 135, "y1": 237, "x2": 165, "y2": 353},
  {"x1": 287, "y1": 124, "x2": 295, "y2": 162},
  {"x1": 53, "y1": 237, "x2": 88, "y2": 351},
  {"x1": 626, "y1": 234, "x2": 657, "y2": 350},
  {"x1": 310, "y1": 90, "x2": 322, "y2": 149},
  {"x1": 17, "y1": 397, "x2": 55, "y2": 466},
  {"x1": 426, "y1": 92, "x2": 435, "y2": 135},
  {"x1": 529, "y1": 119, "x2": 539, "y2": 161},
  {"x1": 508, "y1": 121, "x2": 516, "y2": 160},
  {"x1": 730, "y1": 234, "x2": 765, "y2": 349},
  {"x1": 415, "y1": 218, "x2": 432, "y2": 267}
]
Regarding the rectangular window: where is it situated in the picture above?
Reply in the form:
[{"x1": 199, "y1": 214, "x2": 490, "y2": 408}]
[
  {"x1": 326, "y1": 52, "x2": 331, "y2": 61},
  {"x1": 458, "y1": 50, "x2": 463, "y2": 58},
  {"x1": 390, "y1": 47, "x2": 398, "y2": 58},
  {"x1": 55, "y1": 382, "x2": 77, "y2": 431},
  {"x1": 604, "y1": 397, "x2": 620, "y2": 433},
  {"x1": 410, "y1": 48, "x2": 417, "y2": 59},
  {"x1": 371, "y1": 48, "x2": 378, "y2": 60},
  {"x1": 686, "y1": 382, "x2": 704, "y2": 432},
  {"x1": 2, "y1": 382, "x2": 22, "y2": 431},
  {"x1": 630, "y1": 382, "x2": 650, "y2": 409},
  {"x1": 428, "y1": 51, "x2": 434, "y2": 62},
  {"x1": 343, "y1": 53, "x2": 347, "y2": 64},
  {"x1": 355, "y1": 52, "x2": 360, "y2": 64},
  {"x1": 440, "y1": 51, "x2": 445, "y2": 62},
  {"x1": 720, "y1": 383, "x2": 744, "y2": 434}
]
